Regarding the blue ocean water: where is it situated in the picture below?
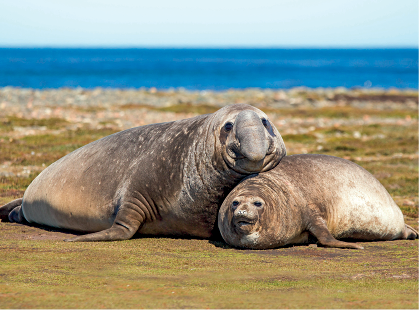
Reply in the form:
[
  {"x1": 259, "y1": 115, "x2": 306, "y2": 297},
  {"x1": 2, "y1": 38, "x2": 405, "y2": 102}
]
[{"x1": 0, "y1": 48, "x2": 417, "y2": 90}]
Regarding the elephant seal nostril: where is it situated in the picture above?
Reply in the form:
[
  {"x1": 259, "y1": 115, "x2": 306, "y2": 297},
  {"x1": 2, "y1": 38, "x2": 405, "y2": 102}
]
[
  {"x1": 233, "y1": 210, "x2": 257, "y2": 229},
  {"x1": 236, "y1": 210, "x2": 247, "y2": 216}
]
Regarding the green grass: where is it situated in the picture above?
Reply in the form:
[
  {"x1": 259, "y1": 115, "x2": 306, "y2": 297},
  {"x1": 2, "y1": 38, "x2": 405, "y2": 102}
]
[
  {"x1": 266, "y1": 106, "x2": 417, "y2": 119},
  {"x1": 0, "y1": 116, "x2": 69, "y2": 131},
  {"x1": 0, "y1": 236, "x2": 417, "y2": 309},
  {"x1": 0, "y1": 128, "x2": 116, "y2": 166},
  {"x1": 154, "y1": 104, "x2": 219, "y2": 115},
  {"x1": 282, "y1": 134, "x2": 318, "y2": 143},
  {"x1": 0, "y1": 103, "x2": 417, "y2": 309},
  {"x1": 120, "y1": 103, "x2": 220, "y2": 115}
]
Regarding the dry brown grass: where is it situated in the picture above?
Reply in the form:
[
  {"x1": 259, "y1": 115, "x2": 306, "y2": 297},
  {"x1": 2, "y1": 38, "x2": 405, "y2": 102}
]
[{"x1": 0, "y1": 101, "x2": 417, "y2": 309}]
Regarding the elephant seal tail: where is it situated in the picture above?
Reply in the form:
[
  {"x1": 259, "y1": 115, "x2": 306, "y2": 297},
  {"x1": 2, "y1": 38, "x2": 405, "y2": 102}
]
[{"x1": 0, "y1": 198, "x2": 23, "y2": 222}]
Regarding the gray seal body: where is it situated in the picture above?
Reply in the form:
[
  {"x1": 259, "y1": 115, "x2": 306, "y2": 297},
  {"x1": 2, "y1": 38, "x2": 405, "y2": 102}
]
[
  {"x1": 219, "y1": 154, "x2": 418, "y2": 249},
  {"x1": 1, "y1": 104, "x2": 286, "y2": 242}
]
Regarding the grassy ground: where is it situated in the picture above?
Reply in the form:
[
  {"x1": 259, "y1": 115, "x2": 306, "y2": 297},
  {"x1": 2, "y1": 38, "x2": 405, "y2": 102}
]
[{"x1": 0, "y1": 101, "x2": 417, "y2": 309}]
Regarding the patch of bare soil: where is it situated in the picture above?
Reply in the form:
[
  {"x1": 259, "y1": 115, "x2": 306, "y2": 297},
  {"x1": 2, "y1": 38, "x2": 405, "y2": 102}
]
[
  {"x1": 0, "y1": 221, "x2": 78, "y2": 241},
  {"x1": 0, "y1": 189, "x2": 25, "y2": 198},
  {"x1": 239, "y1": 245, "x2": 349, "y2": 259}
]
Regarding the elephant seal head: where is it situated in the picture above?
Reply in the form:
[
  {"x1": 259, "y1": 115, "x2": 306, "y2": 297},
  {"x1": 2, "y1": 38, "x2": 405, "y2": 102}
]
[
  {"x1": 210, "y1": 103, "x2": 286, "y2": 175},
  {"x1": 218, "y1": 184, "x2": 277, "y2": 249},
  {"x1": 218, "y1": 174, "x2": 298, "y2": 249}
]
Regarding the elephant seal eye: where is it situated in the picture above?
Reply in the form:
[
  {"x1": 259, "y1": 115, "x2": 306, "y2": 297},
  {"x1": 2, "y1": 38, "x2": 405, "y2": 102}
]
[
  {"x1": 254, "y1": 201, "x2": 262, "y2": 207},
  {"x1": 224, "y1": 122, "x2": 233, "y2": 132},
  {"x1": 232, "y1": 201, "x2": 239, "y2": 207},
  {"x1": 261, "y1": 118, "x2": 268, "y2": 128}
]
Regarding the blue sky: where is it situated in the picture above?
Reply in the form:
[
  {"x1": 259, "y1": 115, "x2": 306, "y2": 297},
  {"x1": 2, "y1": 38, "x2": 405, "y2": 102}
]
[{"x1": 0, "y1": 0, "x2": 417, "y2": 47}]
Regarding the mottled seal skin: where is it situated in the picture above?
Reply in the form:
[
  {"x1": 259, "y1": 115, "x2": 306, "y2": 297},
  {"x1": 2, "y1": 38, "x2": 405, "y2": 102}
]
[
  {"x1": 219, "y1": 154, "x2": 418, "y2": 250},
  {"x1": 0, "y1": 104, "x2": 286, "y2": 242}
]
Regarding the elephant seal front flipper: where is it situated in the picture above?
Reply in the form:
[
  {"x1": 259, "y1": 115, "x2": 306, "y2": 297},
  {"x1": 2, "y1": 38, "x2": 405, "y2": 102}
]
[
  {"x1": 64, "y1": 208, "x2": 143, "y2": 242},
  {"x1": 219, "y1": 154, "x2": 417, "y2": 250},
  {"x1": 3, "y1": 104, "x2": 286, "y2": 242},
  {"x1": 306, "y1": 210, "x2": 364, "y2": 250}
]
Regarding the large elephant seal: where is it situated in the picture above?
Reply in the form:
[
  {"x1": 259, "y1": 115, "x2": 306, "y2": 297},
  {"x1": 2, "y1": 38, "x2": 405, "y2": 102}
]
[
  {"x1": 0, "y1": 104, "x2": 286, "y2": 242},
  {"x1": 219, "y1": 154, "x2": 418, "y2": 250}
]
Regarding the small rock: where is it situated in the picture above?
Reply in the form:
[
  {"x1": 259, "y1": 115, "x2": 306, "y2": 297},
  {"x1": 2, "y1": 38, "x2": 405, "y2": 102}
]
[
  {"x1": 403, "y1": 200, "x2": 415, "y2": 206},
  {"x1": 353, "y1": 131, "x2": 361, "y2": 138},
  {"x1": 392, "y1": 274, "x2": 410, "y2": 279}
]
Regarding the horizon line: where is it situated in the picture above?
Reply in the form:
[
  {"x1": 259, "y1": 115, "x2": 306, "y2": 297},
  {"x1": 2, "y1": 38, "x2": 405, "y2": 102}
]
[{"x1": 0, "y1": 46, "x2": 418, "y2": 50}]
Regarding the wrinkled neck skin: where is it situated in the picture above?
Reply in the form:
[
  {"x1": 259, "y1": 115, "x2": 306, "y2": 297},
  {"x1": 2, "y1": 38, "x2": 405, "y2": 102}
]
[
  {"x1": 257, "y1": 178, "x2": 309, "y2": 248},
  {"x1": 178, "y1": 114, "x2": 244, "y2": 214},
  {"x1": 174, "y1": 105, "x2": 286, "y2": 237},
  {"x1": 166, "y1": 117, "x2": 249, "y2": 237}
]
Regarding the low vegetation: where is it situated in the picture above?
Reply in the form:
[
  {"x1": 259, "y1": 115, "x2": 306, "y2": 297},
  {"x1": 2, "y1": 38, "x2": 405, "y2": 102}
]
[{"x1": 0, "y1": 101, "x2": 417, "y2": 309}]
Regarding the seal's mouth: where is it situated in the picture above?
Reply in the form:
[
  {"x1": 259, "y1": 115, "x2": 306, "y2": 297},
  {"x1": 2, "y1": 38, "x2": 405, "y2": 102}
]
[
  {"x1": 236, "y1": 219, "x2": 255, "y2": 226},
  {"x1": 226, "y1": 138, "x2": 276, "y2": 161},
  {"x1": 224, "y1": 137, "x2": 280, "y2": 175},
  {"x1": 233, "y1": 217, "x2": 257, "y2": 234}
]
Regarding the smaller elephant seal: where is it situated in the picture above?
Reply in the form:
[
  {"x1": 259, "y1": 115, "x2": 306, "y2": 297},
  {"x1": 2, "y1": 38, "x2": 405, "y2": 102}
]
[
  {"x1": 218, "y1": 154, "x2": 418, "y2": 250},
  {"x1": 0, "y1": 104, "x2": 286, "y2": 242}
]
